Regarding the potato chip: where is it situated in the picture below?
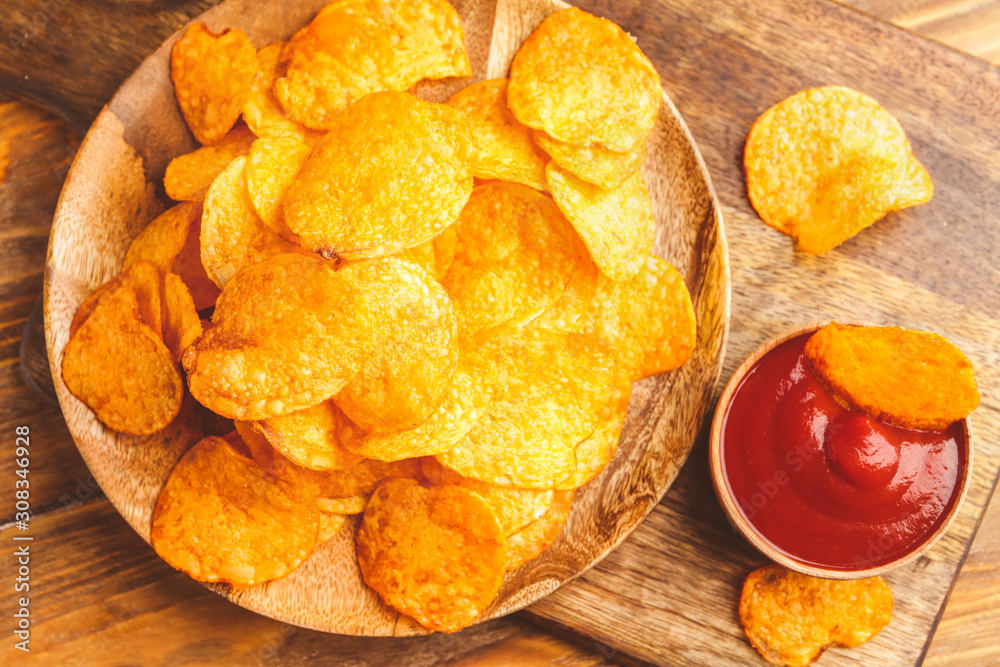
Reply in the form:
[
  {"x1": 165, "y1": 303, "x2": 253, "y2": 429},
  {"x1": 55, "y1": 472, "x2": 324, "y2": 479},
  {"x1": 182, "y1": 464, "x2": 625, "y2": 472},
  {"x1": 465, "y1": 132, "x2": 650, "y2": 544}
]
[
  {"x1": 162, "y1": 272, "x2": 204, "y2": 365},
  {"x1": 245, "y1": 136, "x2": 313, "y2": 237},
  {"x1": 335, "y1": 257, "x2": 458, "y2": 433},
  {"x1": 124, "y1": 201, "x2": 201, "y2": 274},
  {"x1": 381, "y1": 0, "x2": 472, "y2": 90},
  {"x1": 556, "y1": 374, "x2": 631, "y2": 490},
  {"x1": 745, "y1": 86, "x2": 933, "y2": 254},
  {"x1": 437, "y1": 327, "x2": 627, "y2": 489},
  {"x1": 442, "y1": 181, "x2": 578, "y2": 334},
  {"x1": 183, "y1": 254, "x2": 373, "y2": 420},
  {"x1": 546, "y1": 162, "x2": 655, "y2": 282},
  {"x1": 282, "y1": 90, "x2": 475, "y2": 259},
  {"x1": 171, "y1": 23, "x2": 257, "y2": 145},
  {"x1": 172, "y1": 214, "x2": 222, "y2": 311},
  {"x1": 342, "y1": 344, "x2": 493, "y2": 461},
  {"x1": 71, "y1": 260, "x2": 163, "y2": 340},
  {"x1": 254, "y1": 400, "x2": 364, "y2": 471},
  {"x1": 317, "y1": 495, "x2": 368, "y2": 515},
  {"x1": 63, "y1": 286, "x2": 183, "y2": 435},
  {"x1": 151, "y1": 436, "x2": 319, "y2": 586},
  {"x1": 317, "y1": 511, "x2": 348, "y2": 543},
  {"x1": 505, "y1": 490, "x2": 573, "y2": 571},
  {"x1": 422, "y1": 458, "x2": 553, "y2": 537},
  {"x1": 244, "y1": 42, "x2": 323, "y2": 144},
  {"x1": 740, "y1": 564, "x2": 893, "y2": 667},
  {"x1": 804, "y1": 323, "x2": 979, "y2": 431},
  {"x1": 445, "y1": 79, "x2": 548, "y2": 192},
  {"x1": 312, "y1": 457, "x2": 424, "y2": 499},
  {"x1": 356, "y1": 478, "x2": 505, "y2": 633},
  {"x1": 534, "y1": 130, "x2": 646, "y2": 190},
  {"x1": 507, "y1": 8, "x2": 661, "y2": 152},
  {"x1": 394, "y1": 225, "x2": 458, "y2": 282},
  {"x1": 164, "y1": 124, "x2": 256, "y2": 202}
]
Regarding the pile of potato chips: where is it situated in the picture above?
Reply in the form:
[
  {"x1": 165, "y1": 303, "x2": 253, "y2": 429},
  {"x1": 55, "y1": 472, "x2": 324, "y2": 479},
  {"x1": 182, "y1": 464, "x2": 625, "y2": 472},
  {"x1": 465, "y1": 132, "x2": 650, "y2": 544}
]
[{"x1": 61, "y1": 0, "x2": 697, "y2": 633}]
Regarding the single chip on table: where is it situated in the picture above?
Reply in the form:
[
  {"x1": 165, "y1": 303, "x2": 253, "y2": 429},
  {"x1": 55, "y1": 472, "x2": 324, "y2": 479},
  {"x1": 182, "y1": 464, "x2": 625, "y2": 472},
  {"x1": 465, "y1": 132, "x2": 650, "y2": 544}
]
[
  {"x1": 171, "y1": 23, "x2": 257, "y2": 146},
  {"x1": 183, "y1": 254, "x2": 374, "y2": 421},
  {"x1": 164, "y1": 124, "x2": 256, "y2": 202},
  {"x1": 124, "y1": 201, "x2": 202, "y2": 274},
  {"x1": 356, "y1": 478, "x2": 506, "y2": 633},
  {"x1": 172, "y1": 214, "x2": 222, "y2": 311},
  {"x1": 244, "y1": 42, "x2": 323, "y2": 144},
  {"x1": 254, "y1": 400, "x2": 364, "y2": 471},
  {"x1": 63, "y1": 286, "x2": 183, "y2": 435},
  {"x1": 436, "y1": 327, "x2": 628, "y2": 489},
  {"x1": 282, "y1": 90, "x2": 475, "y2": 259},
  {"x1": 740, "y1": 564, "x2": 893, "y2": 667},
  {"x1": 422, "y1": 458, "x2": 553, "y2": 537},
  {"x1": 161, "y1": 272, "x2": 204, "y2": 365},
  {"x1": 534, "y1": 130, "x2": 647, "y2": 190},
  {"x1": 245, "y1": 135, "x2": 313, "y2": 238},
  {"x1": 442, "y1": 181, "x2": 578, "y2": 335},
  {"x1": 335, "y1": 257, "x2": 458, "y2": 434},
  {"x1": 505, "y1": 490, "x2": 574, "y2": 571},
  {"x1": 507, "y1": 7, "x2": 661, "y2": 152},
  {"x1": 151, "y1": 435, "x2": 319, "y2": 586},
  {"x1": 744, "y1": 86, "x2": 933, "y2": 254},
  {"x1": 445, "y1": 79, "x2": 548, "y2": 192},
  {"x1": 394, "y1": 225, "x2": 458, "y2": 282},
  {"x1": 804, "y1": 322, "x2": 979, "y2": 431}
]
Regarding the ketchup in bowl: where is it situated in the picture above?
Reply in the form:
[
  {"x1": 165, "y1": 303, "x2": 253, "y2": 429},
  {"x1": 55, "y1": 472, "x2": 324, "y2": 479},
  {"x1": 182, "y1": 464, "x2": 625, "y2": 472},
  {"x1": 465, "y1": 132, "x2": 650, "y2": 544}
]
[{"x1": 719, "y1": 332, "x2": 967, "y2": 572}]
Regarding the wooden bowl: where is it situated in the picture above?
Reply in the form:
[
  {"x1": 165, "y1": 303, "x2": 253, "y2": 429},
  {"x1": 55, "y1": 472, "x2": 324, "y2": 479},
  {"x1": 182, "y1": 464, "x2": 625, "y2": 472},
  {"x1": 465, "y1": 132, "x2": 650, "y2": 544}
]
[
  {"x1": 709, "y1": 322, "x2": 973, "y2": 580},
  {"x1": 44, "y1": 0, "x2": 730, "y2": 634}
]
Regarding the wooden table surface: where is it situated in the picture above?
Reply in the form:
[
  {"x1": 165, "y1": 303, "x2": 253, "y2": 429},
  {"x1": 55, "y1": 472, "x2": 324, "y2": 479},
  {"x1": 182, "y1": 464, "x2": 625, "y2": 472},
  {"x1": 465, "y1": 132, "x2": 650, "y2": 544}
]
[{"x1": 1, "y1": 0, "x2": 999, "y2": 665}]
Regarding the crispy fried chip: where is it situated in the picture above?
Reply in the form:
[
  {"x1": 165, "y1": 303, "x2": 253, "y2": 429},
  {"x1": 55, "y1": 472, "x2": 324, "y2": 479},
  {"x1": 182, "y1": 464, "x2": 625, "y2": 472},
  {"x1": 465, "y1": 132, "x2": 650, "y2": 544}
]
[
  {"x1": 442, "y1": 181, "x2": 577, "y2": 334},
  {"x1": 422, "y1": 458, "x2": 553, "y2": 537},
  {"x1": 171, "y1": 23, "x2": 257, "y2": 145},
  {"x1": 317, "y1": 511, "x2": 348, "y2": 543},
  {"x1": 556, "y1": 373, "x2": 630, "y2": 490},
  {"x1": 745, "y1": 86, "x2": 934, "y2": 254},
  {"x1": 356, "y1": 478, "x2": 505, "y2": 633},
  {"x1": 335, "y1": 257, "x2": 458, "y2": 433},
  {"x1": 437, "y1": 327, "x2": 627, "y2": 489},
  {"x1": 183, "y1": 254, "x2": 373, "y2": 420},
  {"x1": 172, "y1": 214, "x2": 222, "y2": 310},
  {"x1": 151, "y1": 436, "x2": 319, "y2": 585},
  {"x1": 394, "y1": 225, "x2": 458, "y2": 282},
  {"x1": 740, "y1": 565, "x2": 893, "y2": 667},
  {"x1": 244, "y1": 42, "x2": 323, "y2": 144},
  {"x1": 311, "y1": 457, "x2": 424, "y2": 499},
  {"x1": 381, "y1": 0, "x2": 472, "y2": 89},
  {"x1": 246, "y1": 136, "x2": 313, "y2": 237},
  {"x1": 317, "y1": 495, "x2": 368, "y2": 515},
  {"x1": 546, "y1": 163, "x2": 654, "y2": 282},
  {"x1": 507, "y1": 8, "x2": 661, "y2": 152},
  {"x1": 446, "y1": 79, "x2": 548, "y2": 191},
  {"x1": 124, "y1": 201, "x2": 202, "y2": 273},
  {"x1": 534, "y1": 130, "x2": 646, "y2": 190},
  {"x1": 72, "y1": 260, "x2": 164, "y2": 340},
  {"x1": 505, "y1": 490, "x2": 573, "y2": 571},
  {"x1": 804, "y1": 323, "x2": 979, "y2": 430},
  {"x1": 282, "y1": 90, "x2": 475, "y2": 259},
  {"x1": 63, "y1": 286, "x2": 183, "y2": 435},
  {"x1": 164, "y1": 124, "x2": 256, "y2": 202},
  {"x1": 162, "y1": 272, "x2": 204, "y2": 365},
  {"x1": 254, "y1": 400, "x2": 364, "y2": 471}
]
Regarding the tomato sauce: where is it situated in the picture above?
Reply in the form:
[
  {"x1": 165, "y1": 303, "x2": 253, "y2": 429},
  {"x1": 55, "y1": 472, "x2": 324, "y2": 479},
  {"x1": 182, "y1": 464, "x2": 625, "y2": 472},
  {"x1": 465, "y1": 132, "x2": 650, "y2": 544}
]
[{"x1": 721, "y1": 333, "x2": 965, "y2": 571}]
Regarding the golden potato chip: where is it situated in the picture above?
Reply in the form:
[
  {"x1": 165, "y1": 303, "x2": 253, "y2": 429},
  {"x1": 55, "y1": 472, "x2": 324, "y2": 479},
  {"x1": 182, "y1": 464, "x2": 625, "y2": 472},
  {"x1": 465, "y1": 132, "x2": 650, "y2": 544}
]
[
  {"x1": 311, "y1": 457, "x2": 424, "y2": 499},
  {"x1": 394, "y1": 225, "x2": 458, "y2": 282},
  {"x1": 183, "y1": 254, "x2": 373, "y2": 420},
  {"x1": 124, "y1": 201, "x2": 201, "y2": 273},
  {"x1": 254, "y1": 400, "x2": 364, "y2": 471},
  {"x1": 171, "y1": 23, "x2": 257, "y2": 145},
  {"x1": 442, "y1": 181, "x2": 578, "y2": 335},
  {"x1": 445, "y1": 79, "x2": 548, "y2": 192},
  {"x1": 507, "y1": 7, "x2": 661, "y2": 152},
  {"x1": 804, "y1": 322, "x2": 979, "y2": 430},
  {"x1": 245, "y1": 136, "x2": 313, "y2": 237},
  {"x1": 505, "y1": 490, "x2": 573, "y2": 571},
  {"x1": 151, "y1": 436, "x2": 319, "y2": 586},
  {"x1": 317, "y1": 495, "x2": 368, "y2": 515},
  {"x1": 172, "y1": 214, "x2": 222, "y2": 311},
  {"x1": 556, "y1": 373, "x2": 630, "y2": 491},
  {"x1": 162, "y1": 272, "x2": 204, "y2": 365},
  {"x1": 534, "y1": 130, "x2": 646, "y2": 190},
  {"x1": 530, "y1": 245, "x2": 602, "y2": 334},
  {"x1": 437, "y1": 327, "x2": 627, "y2": 489},
  {"x1": 740, "y1": 564, "x2": 892, "y2": 667},
  {"x1": 422, "y1": 458, "x2": 553, "y2": 537},
  {"x1": 244, "y1": 42, "x2": 323, "y2": 144},
  {"x1": 745, "y1": 86, "x2": 933, "y2": 254},
  {"x1": 335, "y1": 257, "x2": 458, "y2": 433},
  {"x1": 342, "y1": 344, "x2": 493, "y2": 461},
  {"x1": 356, "y1": 478, "x2": 505, "y2": 633},
  {"x1": 381, "y1": 0, "x2": 472, "y2": 90},
  {"x1": 282, "y1": 90, "x2": 475, "y2": 259},
  {"x1": 71, "y1": 260, "x2": 164, "y2": 340},
  {"x1": 63, "y1": 286, "x2": 183, "y2": 435},
  {"x1": 317, "y1": 511, "x2": 348, "y2": 543},
  {"x1": 164, "y1": 124, "x2": 256, "y2": 203},
  {"x1": 547, "y1": 162, "x2": 655, "y2": 282}
]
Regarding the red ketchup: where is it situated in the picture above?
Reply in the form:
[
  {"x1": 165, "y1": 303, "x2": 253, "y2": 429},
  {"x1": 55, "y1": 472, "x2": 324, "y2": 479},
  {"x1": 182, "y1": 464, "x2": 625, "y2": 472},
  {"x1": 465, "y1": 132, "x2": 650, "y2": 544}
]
[{"x1": 721, "y1": 333, "x2": 965, "y2": 571}]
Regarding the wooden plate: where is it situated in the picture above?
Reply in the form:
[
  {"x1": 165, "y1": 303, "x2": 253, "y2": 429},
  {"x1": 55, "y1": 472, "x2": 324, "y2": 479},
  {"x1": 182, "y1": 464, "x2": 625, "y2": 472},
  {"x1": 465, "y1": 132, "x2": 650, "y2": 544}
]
[{"x1": 44, "y1": 0, "x2": 730, "y2": 635}]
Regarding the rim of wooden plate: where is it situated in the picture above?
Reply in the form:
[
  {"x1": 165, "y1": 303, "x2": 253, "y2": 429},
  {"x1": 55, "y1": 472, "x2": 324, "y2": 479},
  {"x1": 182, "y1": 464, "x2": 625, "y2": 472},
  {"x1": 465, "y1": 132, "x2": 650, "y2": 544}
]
[
  {"x1": 708, "y1": 321, "x2": 974, "y2": 580},
  {"x1": 43, "y1": 0, "x2": 731, "y2": 634}
]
